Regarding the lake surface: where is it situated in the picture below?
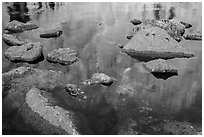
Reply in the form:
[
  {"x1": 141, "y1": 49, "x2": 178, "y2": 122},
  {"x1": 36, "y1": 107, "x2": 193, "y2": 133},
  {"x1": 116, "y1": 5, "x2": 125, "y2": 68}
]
[{"x1": 2, "y1": 2, "x2": 202, "y2": 134}]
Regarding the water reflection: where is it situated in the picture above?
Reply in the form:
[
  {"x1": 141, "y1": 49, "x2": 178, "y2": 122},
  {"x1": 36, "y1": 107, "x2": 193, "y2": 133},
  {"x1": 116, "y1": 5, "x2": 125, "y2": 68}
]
[{"x1": 2, "y1": 2, "x2": 202, "y2": 134}]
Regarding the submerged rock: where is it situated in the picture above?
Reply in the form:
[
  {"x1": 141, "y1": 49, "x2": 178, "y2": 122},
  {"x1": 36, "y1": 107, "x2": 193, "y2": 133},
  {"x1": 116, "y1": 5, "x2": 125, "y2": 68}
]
[
  {"x1": 183, "y1": 31, "x2": 202, "y2": 41},
  {"x1": 81, "y1": 73, "x2": 116, "y2": 86},
  {"x1": 4, "y1": 42, "x2": 43, "y2": 62},
  {"x1": 65, "y1": 84, "x2": 87, "y2": 100},
  {"x1": 40, "y1": 29, "x2": 63, "y2": 38},
  {"x1": 180, "y1": 21, "x2": 192, "y2": 29},
  {"x1": 144, "y1": 59, "x2": 178, "y2": 80},
  {"x1": 5, "y1": 20, "x2": 38, "y2": 33},
  {"x1": 3, "y1": 34, "x2": 26, "y2": 46},
  {"x1": 47, "y1": 48, "x2": 78, "y2": 65},
  {"x1": 130, "y1": 19, "x2": 142, "y2": 25},
  {"x1": 19, "y1": 87, "x2": 94, "y2": 135},
  {"x1": 122, "y1": 27, "x2": 194, "y2": 61}
]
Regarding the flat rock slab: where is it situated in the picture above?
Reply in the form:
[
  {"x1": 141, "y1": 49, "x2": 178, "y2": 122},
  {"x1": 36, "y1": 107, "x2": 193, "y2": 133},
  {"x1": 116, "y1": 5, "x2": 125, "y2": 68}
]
[
  {"x1": 183, "y1": 31, "x2": 202, "y2": 41},
  {"x1": 3, "y1": 34, "x2": 26, "y2": 46},
  {"x1": 144, "y1": 59, "x2": 178, "y2": 80},
  {"x1": 81, "y1": 73, "x2": 116, "y2": 86},
  {"x1": 47, "y1": 48, "x2": 78, "y2": 65},
  {"x1": 19, "y1": 87, "x2": 94, "y2": 134},
  {"x1": 5, "y1": 42, "x2": 43, "y2": 62},
  {"x1": 122, "y1": 27, "x2": 194, "y2": 62},
  {"x1": 65, "y1": 84, "x2": 87, "y2": 100},
  {"x1": 5, "y1": 20, "x2": 38, "y2": 33},
  {"x1": 40, "y1": 29, "x2": 63, "y2": 38}
]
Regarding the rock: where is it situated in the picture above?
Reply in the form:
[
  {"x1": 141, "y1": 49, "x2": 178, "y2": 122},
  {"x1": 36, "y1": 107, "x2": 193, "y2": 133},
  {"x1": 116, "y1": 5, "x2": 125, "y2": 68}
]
[
  {"x1": 65, "y1": 84, "x2": 87, "y2": 100},
  {"x1": 113, "y1": 43, "x2": 124, "y2": 49},
  {"x1": 130, "y1": 19, "x2": 142, "y2": 25},
  {"x1": 144, "y1": 59, "x2": 178, "y2": 80},
  {"x1": 144, "y1": 19, "x2": 186, "y2": 42},
  {"x1": 40, "y1": 29, "x2": 63, "y2": 38},
  {"x1": 163, "y1": 121, "x2": 200, "y2": 135},
  {"x1": 81, "y1": 73, "x2": 116, "y2": 86},
  {"x1": 4, "y1": 42, "x2": 43, "y2": 62},
  {"x1": 183, "y1": 31, "x2": 202, "y2": 40},
  {"x1": 19, "y1": 87, "x2": 94, "y2": 134},
  {"x1": 47, "y1": 48, "x2": 78, "y2": 65},
  {"x1": 180, "y1": 21, "x2": 192, "y2": 29},
  {"x1": 2, "y1": 67, "x2": 66, "y2": 115},
  {"x1": 5, "y1": 20, "x2": 38, "y2": 33},
  {"x1": 122, "y1": 27, "x2": 194, "y2": 62},
  {"x1": 2, "y1": 34, "x2": 26, "y2": 46},
  {"x1": 127, "y1": 35, "x2": 133, "y2": 39}
]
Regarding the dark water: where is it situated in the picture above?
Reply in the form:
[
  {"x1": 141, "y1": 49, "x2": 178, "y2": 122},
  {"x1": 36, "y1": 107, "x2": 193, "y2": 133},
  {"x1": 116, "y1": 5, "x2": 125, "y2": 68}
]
[{"x1": 2, "y1": 2, "x2": 202, "y2": 134}]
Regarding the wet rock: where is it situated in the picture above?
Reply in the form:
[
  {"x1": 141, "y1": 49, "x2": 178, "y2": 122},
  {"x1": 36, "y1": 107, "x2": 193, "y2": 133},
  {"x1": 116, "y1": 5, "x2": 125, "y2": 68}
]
[
  {"x1": 2, "y1": 67, "x2": 66, "y2": 115},
  {"x1": 122, "y1": 27, "x2": 194, "y2": 62},
  {"x1": 144, "y1": 19, "x2": 186, "y2": 42},
  {"x1": 144, "y1": 59, "x2": 178, "y2": 80},
  {"x1": 47, "y1": 48, "x2": 78, "y2": 65},
  {"x1": 19, "y1": 87, "x2": 94, "y2": 134},
  {"x1": 180, "y1": 21, "x2": 192, "y2": 29},
  {"x1": 130, "y1": 19, "x2": 142, "y2": 25},
  {"x1": 163, "y1": 121, "x2": 200, "y2": 135},
  {"x1": 40, "y1": 29, "x2": 63, "y2": 38},
  {"x1": 81, "y1": 73, "x2": 116, "y2": 86},
  {"x1": 65, "y1": 84, "x2": 87, "y2": 100},
  {"x1": 3, "y1": 34, "x2": 26, "y2": 46},
  {"x1": 183, "y1": 31, "x2": 202, "y2": 40},
  {"x1": 5, "y1": 42, "x2": 43, "y2": 62},
  {"x1": 5, "y1": 20, "x2": 38, "y2": 33}
]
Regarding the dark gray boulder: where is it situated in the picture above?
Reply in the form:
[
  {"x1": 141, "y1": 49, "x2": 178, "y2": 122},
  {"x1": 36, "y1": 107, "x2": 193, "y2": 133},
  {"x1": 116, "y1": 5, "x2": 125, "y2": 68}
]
[
  {"x1": 47, "y1": 48, "x2": 78, "y2": 65},
  {"x1": 5, "y1": 20, "x2": 38, "y2": 33},
  {"x1": 40, "y1": 29, "x2": 63, "y2": 38},
  {"x1": 3, "y1": 34, "x2": 26, "y2": 46},
  {"x1": 4, "y1": 42, "x2": 43, "y2": 62},
  {"x1": 122, "y1": 27, "x2": 194, "y2": 61}
]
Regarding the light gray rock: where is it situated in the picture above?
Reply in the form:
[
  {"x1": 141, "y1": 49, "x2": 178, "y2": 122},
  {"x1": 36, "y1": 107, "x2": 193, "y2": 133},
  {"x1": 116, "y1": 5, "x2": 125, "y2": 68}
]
[
  {"x1": 40, "y1": 29, "x2": 63, "y2": 38},
  {"x1": 3, "y1": 34, "x2": 26, "y2": 46}
]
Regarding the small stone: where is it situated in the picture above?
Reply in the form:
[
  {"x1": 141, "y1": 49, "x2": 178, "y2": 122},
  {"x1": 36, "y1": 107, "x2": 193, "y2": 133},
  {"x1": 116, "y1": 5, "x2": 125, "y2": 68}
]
[
  {"x1": 5, "y1": 20, "x2": 38, "y2": 33},
  {"x1": 40, "y1": 29, "x2": 63, "y2": 38},
  {"x1": 2, "y1": 34, "x2": 26, "y2": 46},
  {"x1": 130, "y1": 19, "x2": 142, "y2": 25},
  {"x1": 183, "y1": 31, "x2": 202, "y2": 41},
  {"x1": 4, "y1": 42, "x2": 43, "y2": 62},
  {"x1": 180, "y1": 21, "x2": 192, "y2": 29},
  {"x1": 47, "y1": 48, "x2": 78, "y2": 65},
  {"x1": 65, "y1": 84, "x2": 87, "y2": 100}
]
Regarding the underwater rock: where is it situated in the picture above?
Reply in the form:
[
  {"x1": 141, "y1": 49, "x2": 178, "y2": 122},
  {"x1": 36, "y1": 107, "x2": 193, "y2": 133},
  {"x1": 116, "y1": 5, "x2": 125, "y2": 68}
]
[
  {"x1": 47, "y1": 48, "x2": 78, "y2": 65},
  {"x1": 122, "y1": 27, "x2": 194, "y2": 62},
  {"x1": 81, "y1": 73, "x2": 116, "y2": 86},
  {"x1": 144, "y1": 59, "x2": 178, "y2": 80},
  {"x1": 19, "y1": 87, "x2": 94, "y2": 135},
  {"x1": 2, "y1": 67, "x2": 66, "y2": 115},
  {"x1": 4, "y1": 42, "x2": 43, "y2": 62},
  {"x1": 183, "y1": 31, "x2": 202, "y2": 41},
  {"x1": 130, "y1": 19, "x2": 142, "y2": 25},
  {"x1": 180, "y1": 21, "x2": 192, "y2": 29},
  {"x1": 65, "y1": 84, "x2": 87, "y2": 100},
  {"x1": 5, "y1": 20, "x2": 38, "y2": 33},
  {"x1": 144, "y1": 19, "x2": 186, "y2": 42},
  {"x1": 40, "y1": 29, "x2": 63, "y2": 38},
  {"x1": 2, "y1": 34, "x2": 26, "y2": 46},
  {"x1": 163, "y1": 121, "x2": 201, "y2": 135}
]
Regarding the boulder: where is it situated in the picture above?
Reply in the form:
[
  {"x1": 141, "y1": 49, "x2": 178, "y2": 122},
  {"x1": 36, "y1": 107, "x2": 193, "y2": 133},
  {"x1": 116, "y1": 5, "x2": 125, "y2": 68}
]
[
  {"x1": 3, "y1": 34, "x2": 26, "y2": 46},
  {"x1": 130, "y1": 19, "x2": 142, "y2": 25},
  {"x1": 81, "y1": 73, "x2": 116, "y2": 86},
  {"x1": 4, "y1": 42, "x2": 43, "y2": 62},
  {"x1": 65, "y1": 84, "x2": 87, "y2": 100},
  {"x1": 40, "y1": 29, "x2": 63, "y2": 38},
  {"x1": 5, "y1": 20, "x2": 38, "y2": 33},
  {"x1": 47, "y1": 48, "x2": 78, "y2": 65},
  {"x1": 122, "y1": 27, "x2": 194, "y2": 61},
  {"x1": 144, "y1": 59, "x2": 178, "y2": 80},
  {"x1": 19, "y1": 87, "x2": 94, "y2": 134},
  {"x1": 183, "y1": 31, "x2": 202, "y2": 41}
]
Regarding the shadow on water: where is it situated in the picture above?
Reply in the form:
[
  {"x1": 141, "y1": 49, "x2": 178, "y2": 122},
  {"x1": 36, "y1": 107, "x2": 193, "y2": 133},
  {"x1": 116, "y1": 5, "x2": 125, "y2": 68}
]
[{"x1": 7, "y1": 2, "x2": 30, "y2": 23}]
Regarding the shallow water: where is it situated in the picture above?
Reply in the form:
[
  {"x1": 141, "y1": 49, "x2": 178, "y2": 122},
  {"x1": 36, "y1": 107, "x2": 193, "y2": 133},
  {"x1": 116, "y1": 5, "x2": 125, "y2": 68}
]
[{"x1": 2, "y1": 2, "x2": 202, "y2": 134}]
